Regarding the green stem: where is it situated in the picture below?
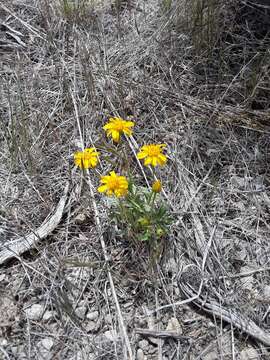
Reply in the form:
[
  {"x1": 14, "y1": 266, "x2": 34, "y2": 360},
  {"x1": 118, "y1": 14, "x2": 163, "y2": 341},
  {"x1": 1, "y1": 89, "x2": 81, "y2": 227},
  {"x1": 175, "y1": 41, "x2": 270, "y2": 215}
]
[
  {"x1": 118, "y1": 198, "x2": 128, "y2": 224},
  {"x1": 150, "y1": 192, "x2": 157, "y2": 209}
]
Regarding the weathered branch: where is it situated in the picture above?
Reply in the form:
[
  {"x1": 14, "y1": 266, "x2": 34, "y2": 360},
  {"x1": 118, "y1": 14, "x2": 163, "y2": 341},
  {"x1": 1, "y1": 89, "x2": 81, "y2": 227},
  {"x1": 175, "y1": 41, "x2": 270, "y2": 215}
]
[{"x1": 0, "y1": 181, "x2": 70, "y2": 265}]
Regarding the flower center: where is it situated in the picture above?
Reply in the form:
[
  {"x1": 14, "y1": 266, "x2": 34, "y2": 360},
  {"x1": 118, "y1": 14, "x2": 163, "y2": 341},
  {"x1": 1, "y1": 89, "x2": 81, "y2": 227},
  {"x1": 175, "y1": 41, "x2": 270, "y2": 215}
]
[
  {"x1": 114, "y1": 121, "x2": 125, "y2": 132},
  {"x1": 84, "y1": 153, "x2": 92, "y2": 160},
  {"x1": 108, "y1": 178, "x2": 120, "y2": 190},
  {"x1": 147, "y1": 145, "x2": 160, "y2": 157}
]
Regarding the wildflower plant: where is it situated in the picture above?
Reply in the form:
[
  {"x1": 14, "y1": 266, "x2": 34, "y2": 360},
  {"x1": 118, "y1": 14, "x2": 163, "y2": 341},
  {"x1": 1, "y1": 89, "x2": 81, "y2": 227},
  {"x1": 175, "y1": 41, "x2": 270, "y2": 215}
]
[
  {"x1": 74, "y1": 116, "x2": 172, "y2": 261},
  {"x1": 114, "y1": 179, "x2": 172, "y2": 246}
]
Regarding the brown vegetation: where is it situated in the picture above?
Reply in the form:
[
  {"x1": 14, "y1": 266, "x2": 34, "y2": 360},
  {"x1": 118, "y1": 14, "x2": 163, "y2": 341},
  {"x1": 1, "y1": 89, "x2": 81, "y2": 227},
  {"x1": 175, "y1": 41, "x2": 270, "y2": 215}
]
[{"x1": 0, "y1": 0, "x2": 270, "y2": 359}]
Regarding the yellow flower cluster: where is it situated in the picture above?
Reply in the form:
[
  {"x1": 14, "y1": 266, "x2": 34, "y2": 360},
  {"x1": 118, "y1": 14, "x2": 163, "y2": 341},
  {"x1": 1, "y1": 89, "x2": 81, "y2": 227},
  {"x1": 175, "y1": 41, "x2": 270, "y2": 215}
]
[{"x1": 74, "y1": 116, "x2": 168, "y2": 197}]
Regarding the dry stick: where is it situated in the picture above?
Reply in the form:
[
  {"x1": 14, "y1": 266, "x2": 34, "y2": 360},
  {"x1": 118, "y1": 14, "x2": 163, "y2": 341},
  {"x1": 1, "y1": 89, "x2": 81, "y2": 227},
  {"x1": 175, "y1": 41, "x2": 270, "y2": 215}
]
[
  {"x1": 180, "y1": 281, "x2": 270, "y2": 347},
  {"x1": 0, "y1": 181, "x2": 70, "y2": 265},
  {"x1": 143, "y1": 278, "x2": 204, "y2": 316},
  {"x1": 135, "y1": 328, "x2": 190, "y2": 341},
  {"x1": 217, "y1": 266, "x2": 270, "y2": 280},
  {"x1": 127, "y1": 135, "x2": 150, "y2": 188},
  {"x1": 71, "y1": 94, "x2": 133, "y2": 360}
]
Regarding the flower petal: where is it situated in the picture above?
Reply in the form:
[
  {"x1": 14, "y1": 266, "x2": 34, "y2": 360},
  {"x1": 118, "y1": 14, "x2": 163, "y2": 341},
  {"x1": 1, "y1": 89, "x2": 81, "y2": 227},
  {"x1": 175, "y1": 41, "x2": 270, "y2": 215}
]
[
  {"x1": 158, "y1": 154, "x2": 167, "y2": 164},
  {"x1": 144, "y1": 157, "x2": 152, "y2": 166},
  {"x1": 152, "y1": 157, "x2": 158, "y2": 167},
  {"x1": 98, "y1": 185, "x2": 107, "y2": 193},
  {"x1": 103, "y1": 123, "x2": 114, "y2": 130},
  {"x1": 111, "y1": 130, "x2": 120, "y2": 142},
  {"x1": 123, "y1": 128, "x2": 132, "y2": 136},
  {"x1": 125, "y1": 121, "x2": 135, "y2": 127},
  {"x1": 137, "y1": 151, "x2": 147, "y2": 159}
]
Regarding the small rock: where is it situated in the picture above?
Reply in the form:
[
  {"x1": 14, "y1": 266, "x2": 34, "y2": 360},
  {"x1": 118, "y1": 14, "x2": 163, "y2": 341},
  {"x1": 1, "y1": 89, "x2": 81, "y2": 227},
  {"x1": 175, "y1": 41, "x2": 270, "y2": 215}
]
[
  {"x1": 138, "y1": 339, "x2": 149, "y2": 351},
  {"x1": 0, "y1": 338, "x2": 7, "y2": 346},
  {"x1": 86, "y1": 321, "x2": 96, "y2": 332},
  {"x1": 240, "y1": 348, "x2": 260, "y2": 360},
  {"x1": 75, "y1": 306, "x2": 87, "y2": 320},
  {"x1": 104, "y1": 330, "x2": 118, "y2": 342},
  {"x1": 37, "y1": 338, "x2": 54, "y2": 360},
  {"x1": 166, "y1": 317, "x2": 182, "y2": 334},
  {"x1": 86, "y1": 311, "x2": 99, "y2": 321},
  {"x1": 263, "y1": 285, "x2": 270, "y2": 298},
  {"x1": 104, "y1": 314, "x2": 113, "y2": 324},
  {"x1": 24, "y1": 304, "x2": 44, "y2": 321},
  {"x1": 204, "y1": 351, "x2": 218, "y2": 360},
  {"x1": 74, "y1": 213, "x2": 87, "y2": 224},
  {"x1": 43, "y1": 311, "x2": 55, "y2": 322},
  {"x1": 11, "y1": 345, "x2": 27, "y2": 359},
  {"x1": 174, "y1": 286, "x2": 180, "y2": 296},
  {"x1": 38, "y1": 338, "x2": 54, "y2": 350},
  {"x1": 136, "y1": 348, "x2": 145, "y2": 360}
]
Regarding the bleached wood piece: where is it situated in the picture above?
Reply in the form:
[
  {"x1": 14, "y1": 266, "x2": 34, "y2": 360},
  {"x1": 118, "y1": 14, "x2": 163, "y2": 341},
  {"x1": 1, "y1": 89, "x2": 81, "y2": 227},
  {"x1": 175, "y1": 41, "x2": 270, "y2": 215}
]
[
  {"x1": 0, "y1": 182, "x2": 69, "y2": 265},
  {"x1": 180, "y1": 281, "x2": 270, "y2": 347}
]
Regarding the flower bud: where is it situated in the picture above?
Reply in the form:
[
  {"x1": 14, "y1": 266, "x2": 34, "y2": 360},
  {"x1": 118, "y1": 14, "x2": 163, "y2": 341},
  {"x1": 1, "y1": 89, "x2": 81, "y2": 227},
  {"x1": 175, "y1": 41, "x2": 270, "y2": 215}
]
[
  {"x1": 156, "y1": 228, "x2": 165, "y2": 237},
  {"x1": 152, "y1": 180, "x2": 162, "y2": 193},
  {"x1": 138, "y1": 217, "x2": 150, "y2": 227}
]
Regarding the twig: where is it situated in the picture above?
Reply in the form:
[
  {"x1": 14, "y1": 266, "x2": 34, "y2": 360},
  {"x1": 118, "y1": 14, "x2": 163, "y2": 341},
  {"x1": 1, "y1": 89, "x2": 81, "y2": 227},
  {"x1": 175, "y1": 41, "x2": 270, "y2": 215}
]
[
  {"x1": 0, "y1": 181, "x2": 70, "y2": 265},
  {"x1": 135, "y1": 328, "x2": 190, "y2": 341},
  {"x1": 144, "y1": 275, "x2": 204, "y2": 316},
  {"x1": 217, "y1": 266, "x2": 270, "y2": 280},
  {"x1": 180, "y1": 281, "x2": 270, "y2": 347}
]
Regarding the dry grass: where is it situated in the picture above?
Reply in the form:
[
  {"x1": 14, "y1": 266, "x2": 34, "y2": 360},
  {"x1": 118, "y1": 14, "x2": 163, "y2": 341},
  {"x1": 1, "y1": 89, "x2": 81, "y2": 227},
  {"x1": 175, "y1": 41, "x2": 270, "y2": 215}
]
[{"x1": 0, "y1": 0, "x2": 270, "y2": 359}]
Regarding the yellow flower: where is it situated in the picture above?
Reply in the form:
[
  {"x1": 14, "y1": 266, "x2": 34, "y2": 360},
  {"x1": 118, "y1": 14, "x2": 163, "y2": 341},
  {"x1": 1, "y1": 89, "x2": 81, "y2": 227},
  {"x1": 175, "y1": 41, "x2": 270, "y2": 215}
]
[
  {"x1": 137, "y1": 144, "x2": 167, "y2": 167},
  {"x1": 152, "y1": 180, "x2": 162, "y2": 193},
  {"x1": 103, "y1": 117, "x2": 135, "y2": 143},
  {"x1": 74, "y1": 148, "x2": 99, "y2": 169},
  {"x1": 98, "y1": 171, "x2": 128, "y2": 197}
]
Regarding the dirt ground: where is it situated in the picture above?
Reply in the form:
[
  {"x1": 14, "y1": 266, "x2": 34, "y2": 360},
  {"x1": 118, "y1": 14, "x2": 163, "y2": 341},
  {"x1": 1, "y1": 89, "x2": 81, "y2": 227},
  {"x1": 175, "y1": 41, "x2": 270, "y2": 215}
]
[{"x1": 0, "y1": 0, "x2": 270, "y2": 359}]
